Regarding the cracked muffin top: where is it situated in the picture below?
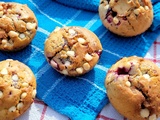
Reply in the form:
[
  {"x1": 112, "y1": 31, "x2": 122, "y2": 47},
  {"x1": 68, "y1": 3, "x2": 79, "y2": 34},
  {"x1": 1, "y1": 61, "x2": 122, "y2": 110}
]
[
  {"x1": 0, "y1": 59, "x2": 36, "y2": 120},
  {"x1": 99, "y1": 0, "x2": 153, "y2": 37},
  {"x1": 0, "y1": 2, "x2": 37, "y2": 51},
  {"x1": 105, "y1": 56, "x2": 160, "y2": 120},
  {"x1": 44, "y1": 26, "x2": 103, "y2": 77}
]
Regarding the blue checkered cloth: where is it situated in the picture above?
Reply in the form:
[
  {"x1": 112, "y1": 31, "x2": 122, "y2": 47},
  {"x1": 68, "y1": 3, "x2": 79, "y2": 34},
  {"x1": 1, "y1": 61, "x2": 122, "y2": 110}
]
[{"x1": 2, "y1": 0, "x2": 160, "y2": 120}]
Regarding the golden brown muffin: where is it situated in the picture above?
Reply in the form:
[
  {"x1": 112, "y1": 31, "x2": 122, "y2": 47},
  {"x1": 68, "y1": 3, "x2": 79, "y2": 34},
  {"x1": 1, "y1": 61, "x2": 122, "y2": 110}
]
[
  {"x1": 105, "y1": 56, "x2": 160, "y2": 120},
  {"x1": 0, "y1": 2, "x2": 37, "y2": 51},
  {"x1": 99, "y1": 0, "x2": 153, "y2": 37},
  {"x1": 0, "y1": 59, "x2": 36, "y2": 120},
  {"x1": 44, "y1": 26, "x2": 103, "y2": 76}
]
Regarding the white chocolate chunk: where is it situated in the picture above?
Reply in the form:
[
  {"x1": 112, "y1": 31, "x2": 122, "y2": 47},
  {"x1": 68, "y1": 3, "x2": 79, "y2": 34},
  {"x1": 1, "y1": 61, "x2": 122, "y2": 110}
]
[
  {"x1": 83, "y1": 63, "x2": 91, "y2": 71},
  {"x1": 104, "y1": 4, "x2": 109, "y2": 10},
  {"x1": 19, "y1": 33, "x2": 26, "y2": 39},
  {"x1": 134, "y1": 9, "x2": 139, "y2": 15},
  {"x1": 0, "y1": 91, "x2": 3, "y2": 98},
  {"x1": 8, "y1": 31, "x2": 19, "y2": 38},
  {"x1": 68, "y1": 29, "x2": 76, "y2": 35},
  {"x1": 84, "y1": 53, "x2": 93, "y2": 61},
  {"x1": 145, "y1": 6, "x2": 149, "y2": 10},
  {"x1": 21, "y1": 92, "x2": 27, "y2": 99},
  {"x1": 32, "y1": 89, "x2": 37, "y2": 98},
  {"x1": 64, "y1": 61, "x2": 71, "y2": 67},
  {"x1": 61, "y1": 69, "x2": 68, "y2": 75},
  {"x1": 149, "y1": 114, "x2": 157, "y2": 120},
  {"x1": 140, "y1": 108, "x2": 150, "y2": 118},
  {"x1": 78, "y1": 38, "x2": 86, "y2": 44},
  {"x1": 143, "y1": 74, "x2": 150, "y2": 80},
  {"x1": 54, "y1": 27, "x2": 61, "y2": 32},
  {"x1": 8, "y1": 106, "x2": 16, "y2": 112},
  {"x1": 76, "y1": 67, "x2": 83, "y2": 74},
  {"x1": 2, "y1": 39, "x2": 7, "y2": 44},
  {"x1": 17, "y1": 102, "x2": 24, "y2": 110},
  {"x1": 1, "y1": 68, "x2": 8, "y2": 75},
  {"x1": 22, "y1": 82, "x2": 29, "y2": 87},
  {"x1": 12, "y1": 74, "x2": 19, "y2": 81},
  {"x1": 113, "y1": 17, "x2": 119, "y2": 24},
  {"x1": 26, "y1": 22, "x2": 36, "y2": 30},
  {"x1": 67, "y1": 51, "x2": 75, "y2": 57},
  {"x1": 125, "y1": 81, "x2": 131, "y2": 87}
]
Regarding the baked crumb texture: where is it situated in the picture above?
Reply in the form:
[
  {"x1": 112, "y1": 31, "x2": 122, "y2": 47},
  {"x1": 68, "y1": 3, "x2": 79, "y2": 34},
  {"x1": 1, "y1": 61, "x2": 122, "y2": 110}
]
[
  {"x1": 0, "y1": 2, "x2": 37, "y2": 51},
  {"x1": 106, "y1": 56, "x2": 160, "y2": 120},
  {"x1": 99, "y1": 0, "x2": 153, "y2": 37},
  {"x1": 44, "y1": 26, "x2": 103, "y2": 76},
  {"x1": 0, "y1": 59, "x2": 36, "y2": 120}
]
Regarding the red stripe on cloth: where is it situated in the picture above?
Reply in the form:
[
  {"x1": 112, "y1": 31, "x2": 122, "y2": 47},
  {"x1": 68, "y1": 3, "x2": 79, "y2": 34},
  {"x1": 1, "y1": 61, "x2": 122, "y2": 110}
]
[
  {"x1": 153, "y1": 41, "x2": 157, "y2": 63},
  {"x1": 34, "y1": 99, "x2": 46, "y2": 105},
  {"x1": 40, "y1": 105, "x2": 47, "y2": 120},
  {"x1": 96, "y1": 114, "x2": 116, "y2": 120}
]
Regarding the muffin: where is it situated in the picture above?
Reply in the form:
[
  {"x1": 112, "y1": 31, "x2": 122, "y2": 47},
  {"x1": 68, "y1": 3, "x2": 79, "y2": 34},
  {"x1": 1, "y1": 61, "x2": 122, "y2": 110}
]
[
  {"x1": 0, "y1": 59, "x2": 36, "y2": 120},
  {"x1": 44, "y1": 26, "x2": 103, "y2": 76},
  {"x1": 105, "y1": 56, "x2": 160, "y2": 120},
  {"x1": 99, "y1": 0, "x2": 153, "y2": 37},
  {"x1": 0, "y1": 2, "x2": 37, "y2": 51}
]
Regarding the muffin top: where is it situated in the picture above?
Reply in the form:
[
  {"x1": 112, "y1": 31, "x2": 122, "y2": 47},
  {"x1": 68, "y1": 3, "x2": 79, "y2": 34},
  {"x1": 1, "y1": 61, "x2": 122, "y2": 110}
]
[
  {"x1": 0, "y1": 2, "x2": 37, "y2": 51},
  {"x1": 105, "y1": 56, "x2": 160, "y2": 120},
  {"x1": 44, "y1": 26, "x2": 103, "y2": 76}
]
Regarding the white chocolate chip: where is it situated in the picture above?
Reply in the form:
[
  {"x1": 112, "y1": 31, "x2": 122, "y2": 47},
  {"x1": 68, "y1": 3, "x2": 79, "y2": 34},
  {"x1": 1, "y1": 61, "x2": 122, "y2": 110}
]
[
  {"x1": 0, "y1": 91, "x2": 3, "y2": 98},
  {"x1": 143, "y1": 74, "x2": 150, "y2": 80},
  {"x1": 21, "y1": 92, "x2": 27, "y2": 99},
  {"x1": 32, "y1": 89, "x2": 37, "y2": 98},
  {"x1": 2, "y1": 39, "x2": 7, "y2": 44},
  {"x1": 145, "y1": 6, "x2": 149, "y2": 10},
  {"x1": 12, "y1": 74, "x2": 19, "y2": 81},
  {"x1": 8, "y1": 31, "x2": 19, "y2": 38},
  {"x1": 104, "y1": 4, "x2": 109, "y2": 10},
  {"x1": 125, "y1": 81, "x2": 131, "y2": 87},
  {"x1": 54, "y1": 27, "x2": 61, "y2": 32},
  {"x1": 1, "y1": 68, "x2": 8, "y2": 75},
  {"x1": 8, "y1": 106, "x2": 16, "y2": 112},
  {"x1": 67, "y1": 51, "x2": 75, "y2": 57},
  {"x1": 17, "y1": 102, "x2": 24, "y2": 110},
  {"x1": 140, "y1": 108, "x2": 150, "y2": 118},
  {"x1": 78, "y1": 38, "x2": 86, "y2": 44},
  {"x1": 134, "y1": 9, "x2": 139, "y2": 15},
  {"x1": 113, "y1": 17, "x2": 119, "y2": 24},
  {"x1": 64, "y1": 61, "x2": 71, "y2": 67},
  {"x1": 68, "y1": 29, "x2": 76, "y2": 35},
  {"x1": 22, "y1": 82, "x2": 29, "y2": 87},
  {"x1": 61, "y1": 69, "x2": 68, "y2": 75},
  {"x1": 26, "y1": 22, "x2": 36, "y2": 30},
  {"x1": 83, "y1": 63, "x2": 91, "y2": 71},
  {"x1": 76, "y1": 67, "x2": 83, "y2": 74},
  {"x1": 149, "y1": 114, "x2": 157, "y2": 120},
  {"x1": 84, "y1": 53, "x2": 93, "y2": 61},
  {"x1": 19, "y1": 33, "x2": 26, "y2": 39}
]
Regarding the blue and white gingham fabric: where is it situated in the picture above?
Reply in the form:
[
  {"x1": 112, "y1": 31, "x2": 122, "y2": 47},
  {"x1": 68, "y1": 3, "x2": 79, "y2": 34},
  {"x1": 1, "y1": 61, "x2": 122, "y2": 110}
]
[{"x1": 2, "y1": 0, "x2": 160, "y2": 120}]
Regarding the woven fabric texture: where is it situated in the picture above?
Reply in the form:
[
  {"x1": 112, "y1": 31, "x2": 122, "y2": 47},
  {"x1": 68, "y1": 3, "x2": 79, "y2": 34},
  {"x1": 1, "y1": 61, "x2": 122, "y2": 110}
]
[{"x1": 2, "y1": 0, "x2": 160, "y2": 120}]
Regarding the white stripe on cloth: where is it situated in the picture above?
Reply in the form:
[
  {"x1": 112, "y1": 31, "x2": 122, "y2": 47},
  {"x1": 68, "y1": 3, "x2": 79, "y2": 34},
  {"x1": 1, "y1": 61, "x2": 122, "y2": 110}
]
[{"x1": 29, "y1": 0, "x2": 64, "y2": 26}]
